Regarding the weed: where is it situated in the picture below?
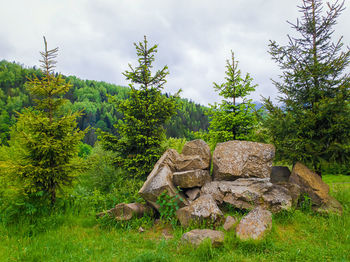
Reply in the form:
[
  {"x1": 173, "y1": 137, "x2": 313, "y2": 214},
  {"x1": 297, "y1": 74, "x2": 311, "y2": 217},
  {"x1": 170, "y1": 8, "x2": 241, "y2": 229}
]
[
  {"x1": 156, "y1": 190, "x2": 181, "y2": 227},
  {"x1": 298, "y1": 193, "x2": 313, "y2": 213}
]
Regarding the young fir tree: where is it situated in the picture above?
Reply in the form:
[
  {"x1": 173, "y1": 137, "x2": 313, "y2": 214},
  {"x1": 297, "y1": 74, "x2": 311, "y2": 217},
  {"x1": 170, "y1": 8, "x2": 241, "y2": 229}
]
[
  {"x1": 208, "y1": 51, "x2": 259, "y2": 146},
  {"x1": 100, "y1": 36, "x2": 177, "y2": 179},
  {"x1": 263, "y1": 0, "x2": 350, "y2": 175},
  {"x1": 7, "y1": 37, "x2": 86, "y2": 204}
]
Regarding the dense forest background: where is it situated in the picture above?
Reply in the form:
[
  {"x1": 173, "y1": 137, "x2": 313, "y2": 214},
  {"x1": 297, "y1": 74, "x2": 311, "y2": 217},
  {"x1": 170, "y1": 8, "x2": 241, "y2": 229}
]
[{"x1": 0, "y1": 59, "x2": 213, "y2": 146}]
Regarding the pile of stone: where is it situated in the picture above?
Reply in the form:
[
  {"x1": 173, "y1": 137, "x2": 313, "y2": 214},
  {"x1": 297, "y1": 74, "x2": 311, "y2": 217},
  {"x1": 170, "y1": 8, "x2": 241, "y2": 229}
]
[{"x1": 100, "y1": 139, "x2": 343, "y2": 246}]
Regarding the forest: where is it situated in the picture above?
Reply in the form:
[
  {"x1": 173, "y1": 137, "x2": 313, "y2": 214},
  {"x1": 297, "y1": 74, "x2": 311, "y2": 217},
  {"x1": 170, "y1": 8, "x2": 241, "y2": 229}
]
[
  {"x1": 0, "y1": 59, "x2": 210, "y2": 146},
  {"x1": 0, "y1": 0, "x2": 349, "y2": 261}
]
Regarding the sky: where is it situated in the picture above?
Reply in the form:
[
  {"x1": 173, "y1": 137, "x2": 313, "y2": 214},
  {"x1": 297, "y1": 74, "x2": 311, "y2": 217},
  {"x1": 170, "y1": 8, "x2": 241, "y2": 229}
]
[{"x1": 1, "y1": 0, "x2": 349, "y2": 106}]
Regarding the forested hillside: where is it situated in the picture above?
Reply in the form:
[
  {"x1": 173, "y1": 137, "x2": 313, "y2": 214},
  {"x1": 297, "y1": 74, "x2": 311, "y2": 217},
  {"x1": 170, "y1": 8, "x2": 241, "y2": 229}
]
[{"x1": 0, "y1": 60, "x2": 209, "y2": 145}]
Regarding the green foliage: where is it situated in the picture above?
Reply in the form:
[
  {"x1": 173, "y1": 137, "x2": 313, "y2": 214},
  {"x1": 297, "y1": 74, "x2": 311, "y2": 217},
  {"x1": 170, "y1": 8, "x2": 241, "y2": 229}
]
[
  {"x1": 78, "y1": 142, "x2": 92, "y2": 158},
  {"x1": 208, "y1": 51, "x2": 259, "y2": 147},
  {"x1": 162, "y1": 137, "x2": 187, "y2": 153},
  {"x1": 72, "y1": 143, "x2": 144, "y2": 213},
  {"x1": 156, "y1": 190, "x2": 180, "y2": 227},
  {"x1": 1, "y1": 38, "x2": 86, "y2": 206},
  {"x1": 100, "y1": 36, "x2": 178, "y2": 179},
  {"x1": 263, "y1": 0, "x2": 350, "y2": 175},
  {"x1": 165, "y1": 98, "x2": 209, "y2": 139},
  {"x1": 298, "y1": 194, "x2": 313, "y2": 213},
  {"x1": 0, "y1": 60, "x2": 210, "y2": 146}
]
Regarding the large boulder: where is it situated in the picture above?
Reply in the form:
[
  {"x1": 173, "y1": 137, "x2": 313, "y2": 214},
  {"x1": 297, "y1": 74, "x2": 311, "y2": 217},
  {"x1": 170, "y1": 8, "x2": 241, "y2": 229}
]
[
  {"x1": 289, "y1": 162, "x2": 329, "y2": 206},
  {"x1": 201, "y1": 178, "x2": 292, "y2": 212},
  {"x1": 213, "y1": 140, "x2": 275, "y2": 181},
  {"x1": 182, "y1": 139, "x2": 211, "y2": 167},
  {"x1": 176, "y1": 194, "x2": 224, "y2": 227},
  {"x1": 236, "y1": 206, "x2": 272, "y2": 241},
  {"x1": 181, "y1": 229, "x2": 225, "y2": 247},
  {"x1": 275, "y1": 182, "x2": 301, "y2": 207},
  {"x1": 289, "y1": 162, "x2": 343, "y2": 215},
  {"x1": 314, "y1": 196, "x2": 343, "y2": 215},
  {"x1": 176, "y1": 155, "x2": 210, "y2": 171},
  {"x1": 139, "y1": 164, "x2": 188, "y2": 210},
  {"x1": 173, "y1": 169, "x2": 211, "y2": 188},
  {"x1": 156, "y1": 148, "x2": 182, "y2": 171},
  {"x1": 270, "y1": 166, "x2": 291, "y2": 183}
]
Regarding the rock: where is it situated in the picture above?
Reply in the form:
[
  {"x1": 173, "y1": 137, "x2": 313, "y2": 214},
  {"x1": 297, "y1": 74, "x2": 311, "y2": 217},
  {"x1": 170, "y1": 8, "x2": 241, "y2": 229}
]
[
  {"x1": 289, "y1": 162, "x2": 330, "y2": 206},
  {"x1": 261, "y1": 184, "x2": 293, "y2": 213},
  {"x1": 173, "y1": 169, "x2": 211, "y2": 188},
  {"x1": 162, "y1": 228, "x2": 174, "y2": 239},
  {"x1": 181, "y1": 229, "x2": 225, "y2": 247},
  {"x1": 185, "y1": 188, "x2": 201, "y2": 201},
  {"x1": 236, "y1": 206, "x2": 272, "y2": 241},
  {"x1": 314, "y1": 196, "x2": 343, "y2": 216},
  {"x1": 182, "y1": 139, "x2": 211, "y2": 168},
  {"x1": 201, "y1": 178, "x2": 292, "y2": 212},
  {"x1": 270, "y1": 166, "x2": 291, "y2": 183},
  {"x1": 96, "y1": 203, "x2": 154, "y2": 220},
  {"x1": 223, "y1": 216, "x2": 237, "y2": 231},
  {"x1": 176, "y1": 155, "x2": 210, "y2": 171},
  {"x1": 275, "y1": 182, "x2": 301, "y2": 207},
  {"x1": 139, "y1": 164, "x2": 189, "y2": 210},
  {"x1": 156, "y1": 148, "x2": 182, "y2": 172},
  {"x1": 110, "y1": 203, "x2": 154, "y2": 221},
  {"x1": 176, "y1": 194, "x2": 224, "y2": 227},
  {"x1": 213, "y1": 140, "x2": 275, "y2": 181}
]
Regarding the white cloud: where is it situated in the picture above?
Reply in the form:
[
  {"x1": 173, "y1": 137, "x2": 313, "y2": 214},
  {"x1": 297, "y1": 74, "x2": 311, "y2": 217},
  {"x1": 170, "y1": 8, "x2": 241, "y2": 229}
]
[{"x1": 1, "y1": 0, "x2": 349, "y2": 105}]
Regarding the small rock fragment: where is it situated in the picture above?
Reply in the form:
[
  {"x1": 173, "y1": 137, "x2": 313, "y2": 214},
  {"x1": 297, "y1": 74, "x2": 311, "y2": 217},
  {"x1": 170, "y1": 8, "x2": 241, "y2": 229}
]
[
  {"x1": 181, "y1": 229, "x2": 225, "y2": 247},
  {"x1": 223, "y1": 216, "x2": 237, "y2": 231},
  {"x1": 185, "y1": 187, "x2": 201, "y2": 201}
]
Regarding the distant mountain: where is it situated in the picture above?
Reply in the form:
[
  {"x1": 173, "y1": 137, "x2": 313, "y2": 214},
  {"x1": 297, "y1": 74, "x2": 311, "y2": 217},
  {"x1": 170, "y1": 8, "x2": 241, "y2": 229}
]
[{"x1": 0, "y1": 60, "x2": 209, "y2": 145}]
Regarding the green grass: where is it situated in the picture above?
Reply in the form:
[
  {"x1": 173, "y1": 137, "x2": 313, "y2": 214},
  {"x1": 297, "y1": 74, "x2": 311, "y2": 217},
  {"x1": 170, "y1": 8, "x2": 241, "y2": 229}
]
[{"x1": 0, "y1": 175, "x2": 349, "y2": 262}]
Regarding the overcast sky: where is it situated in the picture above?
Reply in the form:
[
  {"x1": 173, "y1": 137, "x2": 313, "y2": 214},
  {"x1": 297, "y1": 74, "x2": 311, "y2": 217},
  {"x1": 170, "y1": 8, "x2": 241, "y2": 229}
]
[{"x1": 1, "y1": 0, "x2": 349, "y2": 106}]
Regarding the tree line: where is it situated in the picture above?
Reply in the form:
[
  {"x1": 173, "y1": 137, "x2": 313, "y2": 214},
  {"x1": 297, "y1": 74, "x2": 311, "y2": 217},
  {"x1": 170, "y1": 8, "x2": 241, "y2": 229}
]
[{"x1": 0, "y1": 60, "x2": 209, "y2": 146}]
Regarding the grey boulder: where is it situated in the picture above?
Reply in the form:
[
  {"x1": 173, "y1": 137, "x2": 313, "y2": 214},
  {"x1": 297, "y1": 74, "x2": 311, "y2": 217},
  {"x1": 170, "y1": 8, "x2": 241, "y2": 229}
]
[
  {"x1": 176, "y1": 194, "x2": 224, "y2": 227},
  {"x1": 213, "y1": 140, "x2": 275, "y2": 181},
  {"x1": 236, "y1": 206, "x2": 272, "y2": 241},
  {"x1": 173, "y1": 169, "x2": 211, "y2": 188},
  {"x1": 201, "y1": 178, "x2": 293, "y2": 212}
]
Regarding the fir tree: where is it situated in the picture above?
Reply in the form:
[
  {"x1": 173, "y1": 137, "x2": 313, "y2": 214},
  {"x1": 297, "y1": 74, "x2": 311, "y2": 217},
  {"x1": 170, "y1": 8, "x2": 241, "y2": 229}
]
[
  {"x1": 263, "y1": 0, "x2": 350, "y2": 175},
  {"x1": 7, "y1": 37, "x2": 86, "y2": 204},
  {"x1": 100, "y1": 36, "x2": 177, "y2": 179},
  {"x1": 208, "y1": 51, "x2": 259, "y2": 146}
]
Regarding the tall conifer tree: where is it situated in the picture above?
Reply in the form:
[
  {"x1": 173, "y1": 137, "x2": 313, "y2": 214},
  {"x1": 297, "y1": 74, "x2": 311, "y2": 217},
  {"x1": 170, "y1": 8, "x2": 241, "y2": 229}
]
[
  {"x1": 208, "y1": 51, "x2": 259, "y2": 146},
  {"x1": 8, "y1": 37, "x2": 86, "y2": 204},
  {"x1": 100, "y1": 36, "x2": 177, "y2": 179},
  {"x1": 264, "y1": 0, "x2": 350, "y2": 175}
]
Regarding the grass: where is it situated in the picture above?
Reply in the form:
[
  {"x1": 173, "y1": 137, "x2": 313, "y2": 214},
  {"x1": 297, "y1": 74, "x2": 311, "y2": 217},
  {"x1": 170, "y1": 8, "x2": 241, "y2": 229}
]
[{"x1": 0, "y1": 175, "x2": 349, "y2": 262}]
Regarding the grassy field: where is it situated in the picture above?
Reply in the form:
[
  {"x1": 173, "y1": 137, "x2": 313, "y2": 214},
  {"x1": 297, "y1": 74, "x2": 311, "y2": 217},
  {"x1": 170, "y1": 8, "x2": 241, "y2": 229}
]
[{"x1": 0, "y1": 175, "x2": 349, "y2": 262}]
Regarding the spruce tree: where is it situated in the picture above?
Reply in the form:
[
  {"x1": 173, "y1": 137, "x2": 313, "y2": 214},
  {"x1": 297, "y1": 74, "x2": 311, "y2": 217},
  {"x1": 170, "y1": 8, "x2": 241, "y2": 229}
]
[
  {"x1": 263, "y1": 0, "x2": 350, "y2": 175},
  {"x1": 208, "y1": 51, "x2": 259, "y2": 146},
  {"x1": 8, "y1": 37, "x2": 86, "y2": 204},
  {"x1": 100, "y1": 36, "x2": 177, "y2": 179}
]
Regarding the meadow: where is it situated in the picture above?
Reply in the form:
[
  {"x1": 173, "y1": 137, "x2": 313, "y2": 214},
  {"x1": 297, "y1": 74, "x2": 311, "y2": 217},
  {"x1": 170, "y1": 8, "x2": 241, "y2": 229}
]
[{"x1": 0, "y1": 174, "x2": 349, "y2": 262}]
